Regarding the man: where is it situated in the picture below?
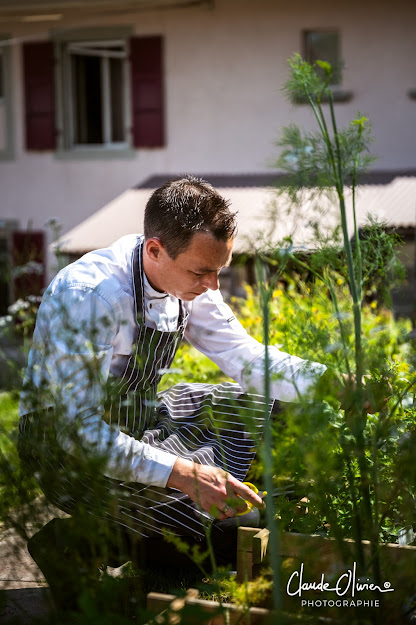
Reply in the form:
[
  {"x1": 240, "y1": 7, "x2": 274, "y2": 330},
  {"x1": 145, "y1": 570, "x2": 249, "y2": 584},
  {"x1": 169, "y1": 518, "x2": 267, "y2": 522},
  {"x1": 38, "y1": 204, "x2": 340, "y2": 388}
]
[{"x1": 18, "y1": 176, "x2": 326, "y2": 606}]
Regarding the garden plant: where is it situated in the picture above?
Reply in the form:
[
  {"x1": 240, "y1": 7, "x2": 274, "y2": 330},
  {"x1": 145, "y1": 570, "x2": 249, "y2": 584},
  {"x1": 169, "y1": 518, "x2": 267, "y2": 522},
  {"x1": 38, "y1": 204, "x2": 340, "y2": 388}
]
[
  {"x1": 0, "y1": 56, "x2": 416, "y2": 625},
  {"x1": 244, "y1": 54, "x2": 416, "y2": 624}
]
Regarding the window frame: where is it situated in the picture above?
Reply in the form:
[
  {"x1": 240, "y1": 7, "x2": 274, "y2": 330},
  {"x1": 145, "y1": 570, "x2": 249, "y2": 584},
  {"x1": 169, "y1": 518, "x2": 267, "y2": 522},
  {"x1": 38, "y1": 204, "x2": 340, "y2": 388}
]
[
  {"x1": 0, "y1": 220, "x2": 18, "y2": 312},
  {"x1": 294, "y1": 28, "x2": 353, "y2": 105},
  {"x1": 53, "y1": 26, "x2": 135, "y2": 160},
  {"x1": 0, "y1": 35, "x2": 15, "y2": 161},
  {"x1": 303, "y1": 29, "x2": 342, "y2": 86}
]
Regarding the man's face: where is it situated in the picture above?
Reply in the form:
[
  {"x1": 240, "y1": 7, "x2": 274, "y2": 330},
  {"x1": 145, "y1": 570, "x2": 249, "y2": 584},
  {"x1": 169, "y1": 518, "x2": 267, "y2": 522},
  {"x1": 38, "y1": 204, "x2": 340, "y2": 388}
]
[{"x1": 144, "y1": 231, "x2": 234, "y2": 301}]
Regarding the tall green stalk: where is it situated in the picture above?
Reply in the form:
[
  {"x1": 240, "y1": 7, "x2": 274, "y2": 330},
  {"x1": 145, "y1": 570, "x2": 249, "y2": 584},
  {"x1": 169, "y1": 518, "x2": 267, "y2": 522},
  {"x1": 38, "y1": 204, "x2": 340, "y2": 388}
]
[
  {"x1": 328, "y1": 92, "x2": 382, "y2": 582},
  {"x1": 283, "y1": 55, "x2": 383, "y2": 584},
  {"x1": 256, "y1": 258, "x2": 282, "y2": 614}
]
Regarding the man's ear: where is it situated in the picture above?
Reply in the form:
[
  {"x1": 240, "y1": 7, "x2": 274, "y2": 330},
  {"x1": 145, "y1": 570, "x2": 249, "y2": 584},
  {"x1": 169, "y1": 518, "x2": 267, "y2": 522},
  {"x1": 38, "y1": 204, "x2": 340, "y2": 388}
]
[{"x1": 145, "y1": 237, "x2": 165, "y2": 263}]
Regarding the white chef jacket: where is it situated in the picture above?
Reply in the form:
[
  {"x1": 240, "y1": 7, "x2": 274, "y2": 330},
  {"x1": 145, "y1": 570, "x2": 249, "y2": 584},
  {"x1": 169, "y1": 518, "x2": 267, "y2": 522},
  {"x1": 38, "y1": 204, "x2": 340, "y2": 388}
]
[{"x1": 19, "y1": 235, "x2": 326, "y2": 489}]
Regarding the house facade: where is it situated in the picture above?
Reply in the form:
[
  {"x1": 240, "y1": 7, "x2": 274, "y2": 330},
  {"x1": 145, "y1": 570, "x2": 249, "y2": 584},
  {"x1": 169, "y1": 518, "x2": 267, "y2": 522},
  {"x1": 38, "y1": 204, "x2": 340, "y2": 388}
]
[{"x1": 0, "y1": 0, "x2": 415, "y2": 311}]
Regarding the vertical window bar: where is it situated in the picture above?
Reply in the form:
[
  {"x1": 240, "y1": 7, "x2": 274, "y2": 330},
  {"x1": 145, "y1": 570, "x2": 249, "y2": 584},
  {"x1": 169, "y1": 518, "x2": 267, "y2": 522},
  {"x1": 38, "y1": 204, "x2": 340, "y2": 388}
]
[
  {"x1": 123, "y1": 42, "x2": 131, "y2": 144},
  {"x1": 67, "y1": 50, "x2": 75, "y2": 147},
  {"x1": 101, "y1": 55, "x2": 111, "y2": 145}
]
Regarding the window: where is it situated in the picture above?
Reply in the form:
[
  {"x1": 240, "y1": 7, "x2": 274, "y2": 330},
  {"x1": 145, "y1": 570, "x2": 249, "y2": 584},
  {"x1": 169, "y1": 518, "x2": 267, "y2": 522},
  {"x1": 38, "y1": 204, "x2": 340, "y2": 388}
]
[
  {"x1": 303, "y1": 30, "x2": 341, "y2": 85},
  {"x1": 0, "y1": 224, "x2": 46, "y2": 313},
  {"x1": 0, "y1": 230, "x2": 10, "y2": 315},
  {"x1": 65, "y1": 40, "x2": 128, "y2": 148},
  {"x1": 0, "y1": 221, "x2": 17, "y2": 314},
  {"x1": 0, "y1": 37, "x2": 14, "y2": 160},
  {"x1": 23, "y1": 32, "x2": 165, "y2": 155}
]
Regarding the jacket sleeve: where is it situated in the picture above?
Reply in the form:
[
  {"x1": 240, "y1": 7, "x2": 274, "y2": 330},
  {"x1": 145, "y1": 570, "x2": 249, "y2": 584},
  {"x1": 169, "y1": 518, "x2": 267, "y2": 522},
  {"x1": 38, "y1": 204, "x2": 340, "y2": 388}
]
[
  {"x1": 21, "y1": 285, "x2": 176, "y2": 487},
  {"x1": 184, "y1": 289, "x2": 327, "y2": 402}
]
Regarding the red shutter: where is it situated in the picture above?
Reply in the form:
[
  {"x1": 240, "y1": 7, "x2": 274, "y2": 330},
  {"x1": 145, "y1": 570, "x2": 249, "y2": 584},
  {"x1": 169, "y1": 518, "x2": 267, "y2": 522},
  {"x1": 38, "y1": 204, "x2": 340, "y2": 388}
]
[
  {"x1": 12, "y1": 231, "x2": 45, "y2": 300},
  {"x1": 23, "y1": 42, "x2": 56, "y2": 151},
  {"x1": 130, "y1": 36, "x2": 165, "y2": 148}
]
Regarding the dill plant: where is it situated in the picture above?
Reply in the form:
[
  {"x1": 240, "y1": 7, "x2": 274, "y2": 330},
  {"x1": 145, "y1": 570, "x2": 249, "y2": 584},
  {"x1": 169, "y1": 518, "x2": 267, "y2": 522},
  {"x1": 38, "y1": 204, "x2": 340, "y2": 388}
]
[{"x1": 248, "y1": 53, "x2": 416, "y2": 621}]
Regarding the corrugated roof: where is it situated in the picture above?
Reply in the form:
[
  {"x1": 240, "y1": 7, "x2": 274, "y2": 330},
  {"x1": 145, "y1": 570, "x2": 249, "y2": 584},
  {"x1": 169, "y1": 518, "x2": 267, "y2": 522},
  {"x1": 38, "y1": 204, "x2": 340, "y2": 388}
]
[
  {"x1": 56, "y1": 173, "x2": 416, "y2": 255},
  {"x1": 137, "y1": 170, "x2": 416, "y2": 189}
]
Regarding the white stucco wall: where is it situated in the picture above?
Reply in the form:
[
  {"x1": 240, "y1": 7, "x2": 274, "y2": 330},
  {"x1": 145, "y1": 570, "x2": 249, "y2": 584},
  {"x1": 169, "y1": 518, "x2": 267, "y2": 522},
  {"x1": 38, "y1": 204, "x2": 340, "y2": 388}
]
[{"x1": 0, "y1": 0, "x2": 415, "y2": 257}]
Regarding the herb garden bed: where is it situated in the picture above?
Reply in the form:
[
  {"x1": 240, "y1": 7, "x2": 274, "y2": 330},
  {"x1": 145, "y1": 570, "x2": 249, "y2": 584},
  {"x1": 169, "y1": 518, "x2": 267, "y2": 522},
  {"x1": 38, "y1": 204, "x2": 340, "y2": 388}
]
[{"x1": 145, "y1": 527, "x2": 416, "y2": 624}]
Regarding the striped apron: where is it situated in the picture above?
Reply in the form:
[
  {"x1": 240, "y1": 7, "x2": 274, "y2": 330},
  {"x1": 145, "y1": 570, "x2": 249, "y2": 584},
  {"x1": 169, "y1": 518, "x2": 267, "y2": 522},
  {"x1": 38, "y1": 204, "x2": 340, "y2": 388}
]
[{"x1": 19, "y1": 238, "x2": 274, "y2": 540}]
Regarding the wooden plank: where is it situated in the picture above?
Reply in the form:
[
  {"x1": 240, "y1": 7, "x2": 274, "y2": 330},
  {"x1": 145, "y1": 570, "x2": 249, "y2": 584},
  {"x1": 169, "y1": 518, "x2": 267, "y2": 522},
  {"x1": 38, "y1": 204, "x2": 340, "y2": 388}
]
[
  {"x1": 237, "y1": 527, "x2": 261, "y2": 551},
  {"x1": 279, "y1": 531, "x2": 416, "y2": 613},
  {"x1": 236, "y1": 527, "x2": 270, "y2": 583},
  {"x1": 280, "y1": 531, "x2": 416, "y2": 568},
  {"x1": 146, "y1": 590, "x2": 271, "y2": 625},
  {"x1": 252, "y1": 528, "x2": 270, "y2": 565}
]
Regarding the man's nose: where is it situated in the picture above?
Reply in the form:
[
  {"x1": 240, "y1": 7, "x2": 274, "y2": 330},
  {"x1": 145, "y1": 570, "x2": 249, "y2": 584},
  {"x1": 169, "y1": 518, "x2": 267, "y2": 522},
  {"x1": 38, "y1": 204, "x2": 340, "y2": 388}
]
[{"x1": 201, "y1": 272, "x2": 219, "y2": 291}]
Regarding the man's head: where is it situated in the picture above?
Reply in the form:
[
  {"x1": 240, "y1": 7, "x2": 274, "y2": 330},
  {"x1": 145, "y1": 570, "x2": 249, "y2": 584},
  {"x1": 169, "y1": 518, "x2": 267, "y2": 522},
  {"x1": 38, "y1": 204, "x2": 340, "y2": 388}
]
[
  {"x1": 144, "y1": 176, "x2": 236, "y2": 260},
  {"x1": 143, "y1": 176, "x2": 237, "y2": 300}
]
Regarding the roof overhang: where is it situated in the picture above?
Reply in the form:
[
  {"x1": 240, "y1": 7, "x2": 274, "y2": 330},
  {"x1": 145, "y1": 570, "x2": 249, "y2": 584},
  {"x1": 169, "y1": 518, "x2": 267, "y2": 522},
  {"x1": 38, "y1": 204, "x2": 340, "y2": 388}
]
[
  {"x1": 55, "y1": 175, "x2": 416, "y2": 258},
  {"x1": 0, "y1": 0, "x2": 210, "y2": 24}
]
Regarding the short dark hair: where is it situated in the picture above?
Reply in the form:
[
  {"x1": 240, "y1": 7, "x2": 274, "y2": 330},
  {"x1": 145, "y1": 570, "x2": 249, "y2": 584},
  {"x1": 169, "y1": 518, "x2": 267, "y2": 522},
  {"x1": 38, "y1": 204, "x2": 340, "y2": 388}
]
[{"x1": 144, "y1": 176, "x2": 237, "y2": 259}]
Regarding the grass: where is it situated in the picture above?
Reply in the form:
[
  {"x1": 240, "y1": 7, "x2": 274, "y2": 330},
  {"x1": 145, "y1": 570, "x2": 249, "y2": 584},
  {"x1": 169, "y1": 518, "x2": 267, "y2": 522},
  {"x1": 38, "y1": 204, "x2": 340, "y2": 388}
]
[
  {"x1": 0, "y1": 390, "x2": 20, "y2": 480},
  {"x1": 0, "y1": 390, "x2": 19, "y2": 431}
]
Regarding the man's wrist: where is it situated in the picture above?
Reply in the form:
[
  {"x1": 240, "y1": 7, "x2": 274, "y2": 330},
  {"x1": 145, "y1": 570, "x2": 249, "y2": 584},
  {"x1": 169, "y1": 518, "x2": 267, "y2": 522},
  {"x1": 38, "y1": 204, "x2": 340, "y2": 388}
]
[{"x1": 166, "y1": 457, "x2": 196, "y2": 491}]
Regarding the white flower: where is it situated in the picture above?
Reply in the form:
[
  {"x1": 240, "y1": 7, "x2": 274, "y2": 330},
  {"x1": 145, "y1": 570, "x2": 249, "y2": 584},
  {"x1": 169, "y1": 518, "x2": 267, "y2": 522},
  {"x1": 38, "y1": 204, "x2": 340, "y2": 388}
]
[
  {"x1": 8, "y1": 299, "x2": 30, "y2": 314},
  {"x1": 12, "y1": 261, "x2": 43, "y2": 278},
  {"x1": 0, "y1": 315, "x2": 12, "y2": 327}
]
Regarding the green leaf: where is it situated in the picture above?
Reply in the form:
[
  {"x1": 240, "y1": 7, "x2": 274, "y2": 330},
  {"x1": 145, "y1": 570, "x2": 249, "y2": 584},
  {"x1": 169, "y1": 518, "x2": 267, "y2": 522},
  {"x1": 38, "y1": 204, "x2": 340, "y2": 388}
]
[
  {"x1": 316, "y1": 60, "x2": 332, "y2": 77},
  {"x1": 351, "y1": 116, "x2": 369, "y2": 130}
]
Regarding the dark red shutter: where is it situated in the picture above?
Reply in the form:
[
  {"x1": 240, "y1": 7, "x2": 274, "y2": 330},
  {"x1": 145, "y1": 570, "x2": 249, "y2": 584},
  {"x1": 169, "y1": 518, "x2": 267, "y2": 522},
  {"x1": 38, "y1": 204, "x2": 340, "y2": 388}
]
[
  {"x1": 12, "y1": 231, "x2": 45, "y2": 300},
  {"x1": 23, "y1": 42, "x2": 56, "y2": 151},
  {"x1": 130, "y1": 36, "x2": 165, "y2": 148}
]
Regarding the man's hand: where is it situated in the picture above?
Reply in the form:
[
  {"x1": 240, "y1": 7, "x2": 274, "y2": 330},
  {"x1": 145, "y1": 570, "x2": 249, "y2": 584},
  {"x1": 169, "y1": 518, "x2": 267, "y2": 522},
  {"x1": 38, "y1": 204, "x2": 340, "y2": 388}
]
[{"x1": 166, "y1": 457, "x2": 266, "y2": 520}]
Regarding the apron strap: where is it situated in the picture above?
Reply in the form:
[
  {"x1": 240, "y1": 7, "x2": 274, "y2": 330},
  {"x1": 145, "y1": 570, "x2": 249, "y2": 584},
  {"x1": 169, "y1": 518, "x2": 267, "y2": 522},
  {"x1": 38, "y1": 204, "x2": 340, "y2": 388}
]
[{"x1": 133, "y1": 236, "x2": 186, "y2": 330}]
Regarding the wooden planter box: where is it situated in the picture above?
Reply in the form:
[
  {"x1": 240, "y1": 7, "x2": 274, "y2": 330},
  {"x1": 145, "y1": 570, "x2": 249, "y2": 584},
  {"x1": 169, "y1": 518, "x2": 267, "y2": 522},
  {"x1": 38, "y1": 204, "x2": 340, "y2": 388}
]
[
  {"x1": 146, "y1": 527, "x2": 416, "y2": 624},
  {"x1": 146, "y1": 588, "x2": 271, "y2": 625},
  {"x1": 279, "y1": 531, "x2": 416, "y2": 622},
  {"x1": 145, "y1": 527, "x2": 273, "y2": 625}
]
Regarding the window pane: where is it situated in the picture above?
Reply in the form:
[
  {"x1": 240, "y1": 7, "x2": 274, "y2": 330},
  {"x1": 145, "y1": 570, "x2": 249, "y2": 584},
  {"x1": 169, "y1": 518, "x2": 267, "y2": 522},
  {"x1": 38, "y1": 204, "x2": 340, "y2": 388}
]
[
  {"x1": 110, "y1": 57, "x2": 124, "y2": 142},
  {"x1": 304, "y1": 31, "x2": 340, "y2": 84},
  {"x1": 71, "y1": 54, "x2": 103, "y2": 144}
]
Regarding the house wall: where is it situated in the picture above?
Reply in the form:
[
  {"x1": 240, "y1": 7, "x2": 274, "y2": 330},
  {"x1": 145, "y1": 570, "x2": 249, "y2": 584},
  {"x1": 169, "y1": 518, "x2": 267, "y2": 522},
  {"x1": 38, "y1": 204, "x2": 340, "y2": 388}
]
[{"x1": 0, "y1": 0, "x2": 415, "y2": 260}]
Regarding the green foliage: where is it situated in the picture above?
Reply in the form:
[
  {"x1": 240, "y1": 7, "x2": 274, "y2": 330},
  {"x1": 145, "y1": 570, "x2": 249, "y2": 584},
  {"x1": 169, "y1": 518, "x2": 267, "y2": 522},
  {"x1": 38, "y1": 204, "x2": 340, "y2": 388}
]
[
  {"x1": 0, "y1": 391, "x2": 22, "y2": 501},
  {"x1": 231, "y1": 280, "x2": 412, "y2": 374},
  {"x1": 218, "y1": 571, "x2": 273, "y2": 608},
  {"x1": 283, "y1": 53, "x2": 328, "y2": 103},
  {"x1": 359, "y1": 218, "x2": 406, "y2": 303},
  {"x1": 6, "y1": 295, "x2": 42, "y2": 339},
  {"x1": 228, "y1": 281, "x2": 415, "y2": 546},
  {"x1": 276, "y1": 121, "x2": 374, "y2": 197},
  {"x1": 259, "y1": 53, "x2": 416, "y2": 607},
  {"x1": 159, "y1": 344, "x2": 227, "y2": 391},
  {"x1": 1, "y1": 54, "x2": 415, "y2": 623}
]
